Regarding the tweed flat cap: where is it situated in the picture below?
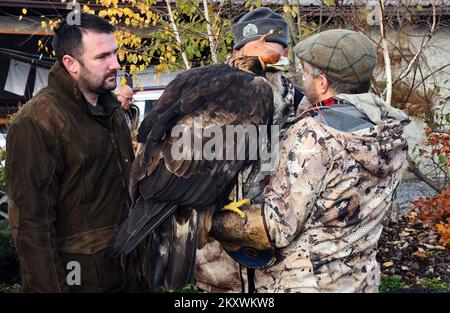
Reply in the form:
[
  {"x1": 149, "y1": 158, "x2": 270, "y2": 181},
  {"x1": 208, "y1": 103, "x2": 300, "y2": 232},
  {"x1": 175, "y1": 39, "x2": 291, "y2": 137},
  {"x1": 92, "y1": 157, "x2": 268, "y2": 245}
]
[
  {"x1": 232, "y1": 7, "x2": 288, "y2": 50},
  {"x1": 295, "y1": 29, "x2": 377, "y2": 84}
]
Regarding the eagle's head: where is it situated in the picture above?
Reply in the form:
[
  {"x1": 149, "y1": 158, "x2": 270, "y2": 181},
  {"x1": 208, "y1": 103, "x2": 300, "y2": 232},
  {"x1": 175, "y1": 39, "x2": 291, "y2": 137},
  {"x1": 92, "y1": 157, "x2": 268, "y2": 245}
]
[
  {"x1": 229, "y1": 30, "x2": 290, "y2": 74},
  {"x1": 226, "y1": 55, "x2": 266, "y2": 75}
]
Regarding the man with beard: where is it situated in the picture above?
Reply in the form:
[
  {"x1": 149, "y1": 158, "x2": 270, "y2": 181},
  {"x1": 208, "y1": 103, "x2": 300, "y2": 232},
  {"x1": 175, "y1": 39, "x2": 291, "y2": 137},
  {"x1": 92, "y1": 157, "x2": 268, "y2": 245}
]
[
  {"x1": 211, "y1": 29, "x2": 410, "y2": 292},
  {"x1": 6, "y1": 13, "x2": 142, "y2": 292}
]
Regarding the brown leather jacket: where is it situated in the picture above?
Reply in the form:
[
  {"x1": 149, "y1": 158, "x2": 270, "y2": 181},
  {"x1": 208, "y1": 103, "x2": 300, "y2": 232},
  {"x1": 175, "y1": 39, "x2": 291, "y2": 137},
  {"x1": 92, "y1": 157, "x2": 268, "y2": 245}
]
[{"x1": 6, "y1": 63, "x2": 140, "y2": 292}]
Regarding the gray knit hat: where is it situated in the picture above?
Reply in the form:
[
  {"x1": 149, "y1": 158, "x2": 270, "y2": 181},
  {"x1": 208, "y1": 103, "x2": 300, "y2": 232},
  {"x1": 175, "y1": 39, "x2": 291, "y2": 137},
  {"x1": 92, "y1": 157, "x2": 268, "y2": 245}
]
[
  {"x1": 295, "y1": 29, "x2": 377, "y2": 84},
  {"x1": 232, "y1": 7, "x2": 288, "y2": 50}
]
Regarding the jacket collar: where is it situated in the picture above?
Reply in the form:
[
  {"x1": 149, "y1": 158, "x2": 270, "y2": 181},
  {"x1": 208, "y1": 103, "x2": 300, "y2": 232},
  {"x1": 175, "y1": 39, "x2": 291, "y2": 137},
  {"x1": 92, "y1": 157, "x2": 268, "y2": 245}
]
[{"x1": 47, "y1": 62, "x2": 120, "y2": 116}]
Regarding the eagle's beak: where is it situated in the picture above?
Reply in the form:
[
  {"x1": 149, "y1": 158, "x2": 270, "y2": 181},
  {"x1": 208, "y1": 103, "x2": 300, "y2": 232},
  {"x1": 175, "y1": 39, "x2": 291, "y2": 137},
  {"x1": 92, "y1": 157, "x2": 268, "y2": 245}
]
[{"x1": 266, "y1": 56, "x2": 291, "y2": 72}]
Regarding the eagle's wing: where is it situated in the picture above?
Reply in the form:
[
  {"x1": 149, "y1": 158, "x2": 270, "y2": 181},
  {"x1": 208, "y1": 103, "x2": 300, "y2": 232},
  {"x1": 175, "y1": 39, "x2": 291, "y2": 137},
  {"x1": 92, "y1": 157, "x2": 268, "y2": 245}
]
[{"x1": 109, "y1": 62, "x2": 273, "y2": 289}]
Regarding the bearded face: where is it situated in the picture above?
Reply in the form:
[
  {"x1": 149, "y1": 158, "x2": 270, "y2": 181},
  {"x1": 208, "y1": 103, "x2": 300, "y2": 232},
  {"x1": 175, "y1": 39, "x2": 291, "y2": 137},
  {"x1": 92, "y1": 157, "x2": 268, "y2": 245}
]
[
  {"x1": 74, "y1": 30, "x2": 120, "y2": 95},
  {"x1": 301, "y1": 62, "x2": 321, "y2": 105},
  {"x1": 79, "y1": 60, "x2": 117, "y2": 94}
]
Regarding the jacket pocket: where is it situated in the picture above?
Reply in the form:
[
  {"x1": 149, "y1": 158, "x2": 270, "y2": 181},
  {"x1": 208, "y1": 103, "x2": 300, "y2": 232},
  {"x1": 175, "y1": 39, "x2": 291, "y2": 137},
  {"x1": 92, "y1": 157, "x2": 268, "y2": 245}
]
[{"x1": 60, "y1": 252, "x2": 102, "y2": 293}]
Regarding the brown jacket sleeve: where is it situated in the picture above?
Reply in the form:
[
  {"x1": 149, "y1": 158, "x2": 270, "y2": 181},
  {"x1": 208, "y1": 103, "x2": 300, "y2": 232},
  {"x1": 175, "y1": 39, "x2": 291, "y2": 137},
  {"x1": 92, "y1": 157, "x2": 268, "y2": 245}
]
[{"x1": 6, "y1": 117, "x2": 69, "y2": 292}]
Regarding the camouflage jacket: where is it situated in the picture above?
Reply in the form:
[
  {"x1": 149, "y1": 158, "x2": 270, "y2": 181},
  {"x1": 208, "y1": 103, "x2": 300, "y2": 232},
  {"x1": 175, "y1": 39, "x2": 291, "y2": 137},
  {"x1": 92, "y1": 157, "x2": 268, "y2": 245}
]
[
  {"x1": 262, "y1": 94, "x2": 409, "y2": 292},
  {"x1": 198, "y1": 93, "x2": 409, "y2": 293}
]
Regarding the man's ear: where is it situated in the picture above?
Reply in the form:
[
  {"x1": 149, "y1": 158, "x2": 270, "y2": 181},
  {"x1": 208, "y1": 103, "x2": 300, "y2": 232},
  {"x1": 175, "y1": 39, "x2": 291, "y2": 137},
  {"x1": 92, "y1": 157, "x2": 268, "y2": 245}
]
[
  {"x1": 62, "y1": 55, "x2": 79, "y2": 76},
  {"x1": 318, "y1": 74, "x2": 329, "y2": 95}
]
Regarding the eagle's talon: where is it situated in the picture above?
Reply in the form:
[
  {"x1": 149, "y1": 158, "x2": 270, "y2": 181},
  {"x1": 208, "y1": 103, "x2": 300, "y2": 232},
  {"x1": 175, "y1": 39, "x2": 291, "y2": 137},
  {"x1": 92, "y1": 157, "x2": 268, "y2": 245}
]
[{"x1": 221, "y1": 199, "x2": 250, "y2": 219}]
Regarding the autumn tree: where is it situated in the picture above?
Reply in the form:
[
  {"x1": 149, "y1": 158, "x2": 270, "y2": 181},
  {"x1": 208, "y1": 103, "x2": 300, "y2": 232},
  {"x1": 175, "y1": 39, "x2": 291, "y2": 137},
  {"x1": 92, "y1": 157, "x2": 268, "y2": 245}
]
[{"x1": 25, "y1": 0, "x2": 243, "y2": 80}]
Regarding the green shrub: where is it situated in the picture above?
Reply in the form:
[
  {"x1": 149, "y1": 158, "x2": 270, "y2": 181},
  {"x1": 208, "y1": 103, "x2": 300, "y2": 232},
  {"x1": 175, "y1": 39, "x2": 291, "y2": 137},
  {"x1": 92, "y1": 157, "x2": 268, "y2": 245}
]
[
  {"x1": 0, "y1": 219, "x2": 20, "y2": 285},
  {"x1": 155, "y1": 283, "x2": 199, "y2": 293},
  {"x1": 0, "y1": 283, "x2": 20, "y2": 293},
  {"x1": 379, "y1": 276, "x2": 405, "y2": 293},
  {"x1": 419, "y1": 277, "x2": 450, "y2": 291}
]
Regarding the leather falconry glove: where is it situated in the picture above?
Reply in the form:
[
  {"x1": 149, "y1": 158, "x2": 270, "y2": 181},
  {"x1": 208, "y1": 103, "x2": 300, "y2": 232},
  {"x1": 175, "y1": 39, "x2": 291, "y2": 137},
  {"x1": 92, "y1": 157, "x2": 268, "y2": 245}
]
[{"x1": 210, "y1": 204, "x2": 277, "y2": 269}]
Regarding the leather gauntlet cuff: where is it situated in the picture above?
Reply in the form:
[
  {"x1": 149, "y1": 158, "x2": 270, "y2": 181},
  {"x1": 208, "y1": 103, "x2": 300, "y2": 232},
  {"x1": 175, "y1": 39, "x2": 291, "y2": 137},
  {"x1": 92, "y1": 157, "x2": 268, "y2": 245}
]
[{"x1": 210, "y1": 204, "x2": 276, "y2": 268}]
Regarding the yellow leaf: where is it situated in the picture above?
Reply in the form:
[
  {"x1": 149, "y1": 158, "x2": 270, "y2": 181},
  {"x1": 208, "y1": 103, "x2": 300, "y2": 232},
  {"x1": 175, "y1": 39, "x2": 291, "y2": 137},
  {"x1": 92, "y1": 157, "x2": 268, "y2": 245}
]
[
  {"x1": 19, "y1": 15, "x2": 23, "y2": 21},
  {"x1": 100, "y1": 0, "x2": 112, "y2": 6},
  {"x1": 38, "y1": 39, "x2": 43, "y2": 47},
  {"x1": 83, "y1": 5, "x2": 90, "y2": 12},
  {"x1": 98, "y1": 10, "x2": 108, "y2": 18},
  {"x1": 123, "y1": 8, "x2": 134, "y2": 18},
  {"x1": 120, "y1": 77, "x2": 127, "y2": 86},
  {"x1": 22, "y1": 8, "x2": 27, "y2": 15},
  {"x1": 41, "y1": 21, "x2": 47, "y2": 29},
  {"x1": 283, "y1": 5, "x2": 290, "y2": 14},
  {"x1": 383, "y1": 262, "x2": 394, "y2": 267},
  {"x1": 118, "y1": 51, "x2": 125, "y2": 62}
]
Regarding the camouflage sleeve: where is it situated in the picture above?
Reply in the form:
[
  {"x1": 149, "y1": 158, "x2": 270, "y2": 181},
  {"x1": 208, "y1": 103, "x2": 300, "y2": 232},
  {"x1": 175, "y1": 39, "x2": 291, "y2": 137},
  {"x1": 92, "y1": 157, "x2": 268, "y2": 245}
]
[{"x1": 262, "y1": 119, "x2": 329, "y2": 248}]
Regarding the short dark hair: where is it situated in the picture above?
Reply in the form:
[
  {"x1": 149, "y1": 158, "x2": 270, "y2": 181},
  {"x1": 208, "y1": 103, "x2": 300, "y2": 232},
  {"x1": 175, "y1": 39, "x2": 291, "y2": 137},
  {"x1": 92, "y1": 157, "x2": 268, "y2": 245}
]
[
  {"x1": 52, "y1": 13, "x2": 115, "y2": 65},
  {"x1": 326, "y1": 76, "x2": 371, "y2": 94}
]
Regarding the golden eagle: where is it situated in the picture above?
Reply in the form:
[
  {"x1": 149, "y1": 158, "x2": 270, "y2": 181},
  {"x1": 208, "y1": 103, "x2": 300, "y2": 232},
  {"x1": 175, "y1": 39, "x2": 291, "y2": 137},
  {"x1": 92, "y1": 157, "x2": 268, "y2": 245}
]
[{"x1": 108, "y1": 36, "x2": 284, "y2": 290}]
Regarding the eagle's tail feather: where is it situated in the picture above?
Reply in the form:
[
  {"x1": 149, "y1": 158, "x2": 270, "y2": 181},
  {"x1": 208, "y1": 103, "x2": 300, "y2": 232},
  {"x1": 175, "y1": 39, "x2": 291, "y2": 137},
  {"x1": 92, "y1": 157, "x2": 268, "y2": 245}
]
[
  {"x1": 144, "y1": 208, "x2": 199, "y2": 290},
  {"x1": 106, "y1": 199, "x2": 178, "y2": 260},
  {"x1": 143, "y1": 221, "x2": 171, "y2": 288}
]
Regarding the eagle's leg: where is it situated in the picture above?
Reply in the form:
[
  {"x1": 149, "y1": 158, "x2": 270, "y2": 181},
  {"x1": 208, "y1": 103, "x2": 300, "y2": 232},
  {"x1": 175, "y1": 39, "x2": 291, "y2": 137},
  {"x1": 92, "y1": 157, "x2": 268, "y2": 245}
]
[{"x1": 220, "y1": 199, "x2": 250, "y2": 219}]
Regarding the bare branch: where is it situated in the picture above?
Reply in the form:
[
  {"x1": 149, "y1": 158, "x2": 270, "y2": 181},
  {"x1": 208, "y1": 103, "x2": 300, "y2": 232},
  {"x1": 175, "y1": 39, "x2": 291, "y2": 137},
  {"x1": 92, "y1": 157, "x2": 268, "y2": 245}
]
[
  {"x1": 407, "y1": 154, "x2": 443, "y2": 193},
  {"x1": 203, "y1": 0, "x2": 218, "y2": 64},
  {"x1": 165, "y1": 0, "x2": 190, "y2": 69},
  {"x1": 391, "y1": 0, "x2": 437, "y2": 86},
  {"x1": 378, "y1": 0, "x2": 392, "y2": 106}
]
